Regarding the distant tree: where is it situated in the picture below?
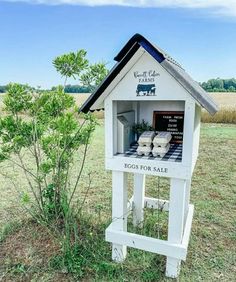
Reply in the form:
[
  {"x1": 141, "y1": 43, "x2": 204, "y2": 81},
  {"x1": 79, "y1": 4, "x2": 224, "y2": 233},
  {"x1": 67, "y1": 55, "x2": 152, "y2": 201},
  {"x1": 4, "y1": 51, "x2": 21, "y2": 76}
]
[
  {"x1": 224, "y1": 78, "x2": 236, "y2": 91},
  {"x1": 201, "y1": 81, "x2": 211, "y2": 91},
  {"x1": 200, "y1": 78, "x2": 236, "y2": 92},
  {"x1": 208, "y1": 78, "x2": 224, "y2": 91},
  {"x1": 0, "y1": 85, "x2": 7, "y2": 93},
  {"x1": 64, "y1": 84, "x2": 92, "y2": 93},
  {"x1": 228, "y1": 86, "x2": 236, "y2": 92}
]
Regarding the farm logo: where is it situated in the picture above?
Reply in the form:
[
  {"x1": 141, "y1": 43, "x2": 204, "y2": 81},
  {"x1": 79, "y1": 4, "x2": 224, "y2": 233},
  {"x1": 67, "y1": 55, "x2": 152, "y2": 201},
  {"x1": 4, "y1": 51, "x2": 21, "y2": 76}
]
[
  {"x1": 133, "y1": 70, "x2": 160, "y2": 96},
  {"x1": 136, "y1": 84, "x2": 156, "y2": 96}
]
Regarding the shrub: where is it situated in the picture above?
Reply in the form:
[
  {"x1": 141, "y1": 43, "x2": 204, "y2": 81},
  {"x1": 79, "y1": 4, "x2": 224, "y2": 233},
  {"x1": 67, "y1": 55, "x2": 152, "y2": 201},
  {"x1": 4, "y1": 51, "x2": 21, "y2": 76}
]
[
  {"x1": 0, "y1": 83, "x2": 97, "y2": 223},
  {"x1": 0, "y1": 49, "x2": 109, "y2": 275}
]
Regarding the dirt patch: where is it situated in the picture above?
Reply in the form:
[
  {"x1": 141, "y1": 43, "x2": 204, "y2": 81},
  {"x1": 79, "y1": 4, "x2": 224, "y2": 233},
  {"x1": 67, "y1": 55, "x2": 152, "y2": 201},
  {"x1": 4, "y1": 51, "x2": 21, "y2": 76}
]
[{"x1": 0, "y1": 220, "x2": 61, "y2": 280}]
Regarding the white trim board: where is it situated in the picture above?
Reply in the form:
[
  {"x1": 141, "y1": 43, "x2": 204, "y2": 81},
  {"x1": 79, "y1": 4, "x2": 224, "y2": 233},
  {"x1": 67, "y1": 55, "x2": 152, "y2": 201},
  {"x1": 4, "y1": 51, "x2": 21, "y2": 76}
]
[{"x1": 106, "y1": 204, "x2": 194, "y2": 261}]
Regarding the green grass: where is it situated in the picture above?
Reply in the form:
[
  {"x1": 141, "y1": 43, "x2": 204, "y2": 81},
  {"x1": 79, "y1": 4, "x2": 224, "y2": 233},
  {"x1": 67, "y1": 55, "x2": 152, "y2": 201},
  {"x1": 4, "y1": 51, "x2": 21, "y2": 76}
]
[{"x1": 0, "y1": 122, "x2": 236, "y2": 281}]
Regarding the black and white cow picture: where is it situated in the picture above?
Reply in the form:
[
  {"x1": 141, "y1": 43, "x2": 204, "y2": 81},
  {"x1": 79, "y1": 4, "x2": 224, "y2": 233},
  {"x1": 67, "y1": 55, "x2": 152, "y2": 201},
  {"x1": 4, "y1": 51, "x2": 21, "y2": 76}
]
[{"x1": 136, "y1": 84, "x2": 156, "y2": 96}]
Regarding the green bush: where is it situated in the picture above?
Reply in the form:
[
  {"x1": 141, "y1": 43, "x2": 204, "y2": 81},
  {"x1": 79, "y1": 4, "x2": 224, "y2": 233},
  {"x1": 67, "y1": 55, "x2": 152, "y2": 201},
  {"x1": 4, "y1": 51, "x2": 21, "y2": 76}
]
[{"x1": 0, "y1": 49, "x2": 110, "y2": 275}]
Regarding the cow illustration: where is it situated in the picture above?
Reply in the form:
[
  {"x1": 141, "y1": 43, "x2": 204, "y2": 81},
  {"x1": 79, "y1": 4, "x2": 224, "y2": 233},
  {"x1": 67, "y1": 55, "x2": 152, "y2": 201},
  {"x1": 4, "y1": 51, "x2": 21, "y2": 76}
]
[{"x1": 136, "y1": 84, "x2": 156, "y2": 96}]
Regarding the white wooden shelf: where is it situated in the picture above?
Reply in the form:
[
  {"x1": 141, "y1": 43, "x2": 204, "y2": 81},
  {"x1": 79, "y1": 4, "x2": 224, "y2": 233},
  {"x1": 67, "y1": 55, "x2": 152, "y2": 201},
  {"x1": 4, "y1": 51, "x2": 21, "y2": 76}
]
[{"x1": 116, "y1": 143, "x2": 182, "y2": 162}]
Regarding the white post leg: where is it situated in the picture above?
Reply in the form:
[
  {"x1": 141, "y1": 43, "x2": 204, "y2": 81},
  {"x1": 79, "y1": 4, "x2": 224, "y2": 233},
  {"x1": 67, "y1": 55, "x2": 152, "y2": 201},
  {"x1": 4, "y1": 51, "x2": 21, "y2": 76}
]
[
  {"x1": 184, "y1": 179, "x2": 191, "y2": 224},
  {"x1": 133, "y1": 173, "x2": 145, "y2": 227},
  {"x1": 166, "y1": 178, "x2": 186, "y2": 278},
  {"x1": 112, "y1": 171, "x2": 128, "y2": 262}
]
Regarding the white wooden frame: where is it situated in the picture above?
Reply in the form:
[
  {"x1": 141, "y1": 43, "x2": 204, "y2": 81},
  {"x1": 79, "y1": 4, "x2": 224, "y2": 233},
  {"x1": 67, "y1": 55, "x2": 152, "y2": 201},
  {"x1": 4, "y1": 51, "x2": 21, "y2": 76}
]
[
  {"x1": 105, "y1": 96, "x2": 197, "y2": 180},
  {"x1": 111, "y1": 171, "x2": 128, "y2": 262},
  {"x1": 106, "y1": 176, "x2": 194, "y2": 278},
  {"x1": 104, "y1": 67, "x2": 198, "y2": 278},
  {"x1": 166, "y1": 178, "x2": 186, "y2": 277},
  {"x1": 106, "y1": 204, "x2": 193, "y2": 261},
  {"x1": 133, "y1": 173, "x2": 145, "y2": 227},
  {"x1": 182, "y1": 98, "x2": 196, "y2": 167}
]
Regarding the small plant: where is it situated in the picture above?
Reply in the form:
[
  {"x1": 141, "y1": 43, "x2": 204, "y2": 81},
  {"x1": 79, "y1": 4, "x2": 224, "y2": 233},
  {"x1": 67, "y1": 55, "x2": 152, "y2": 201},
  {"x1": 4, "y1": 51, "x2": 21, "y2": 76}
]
[{"x1": 132, "y1": 119, "x2": 154, "y2": 137}]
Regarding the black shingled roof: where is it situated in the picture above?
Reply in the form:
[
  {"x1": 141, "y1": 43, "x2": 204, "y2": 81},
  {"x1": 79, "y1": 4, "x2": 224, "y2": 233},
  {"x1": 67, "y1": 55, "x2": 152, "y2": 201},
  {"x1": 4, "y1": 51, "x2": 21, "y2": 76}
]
[{"x1": 80, "y1": 33, "x2": 218, "y2": 115}]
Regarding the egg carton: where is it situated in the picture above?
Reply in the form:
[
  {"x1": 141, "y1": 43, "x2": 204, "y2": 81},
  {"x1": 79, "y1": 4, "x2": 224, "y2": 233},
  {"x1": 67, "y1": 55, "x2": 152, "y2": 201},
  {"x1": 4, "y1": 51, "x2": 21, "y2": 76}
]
[
  {"x1": 138, "y1": 131, "x2": 155, "y2": 147},
  {"x1": 152, "y1": 143, "x2": 170, "y2": 158},
  {"x1": 153, "y1": 132, "x2": 172, "y2": 148},
  {"x1": 137, "y1": 145, "x2": 152, "y2": 156}
]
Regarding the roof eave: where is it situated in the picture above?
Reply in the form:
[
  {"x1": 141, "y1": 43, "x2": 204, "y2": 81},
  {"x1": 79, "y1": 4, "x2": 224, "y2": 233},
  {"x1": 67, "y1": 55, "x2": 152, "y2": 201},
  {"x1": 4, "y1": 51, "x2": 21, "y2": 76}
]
[
  {"x1": 79, "y1": 42, "x2": 141, "y2": 113},
  {"x1": 80, "y1": 33, "x2": 219, "y2": 115},
  {"x1": 160, "y1": 60, "x2": 219, "y2": 115}
]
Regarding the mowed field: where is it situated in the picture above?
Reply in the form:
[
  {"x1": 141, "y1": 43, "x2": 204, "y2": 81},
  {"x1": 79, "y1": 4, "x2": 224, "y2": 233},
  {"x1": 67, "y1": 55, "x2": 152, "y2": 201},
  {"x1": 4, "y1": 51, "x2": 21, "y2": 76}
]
[
  {"x1": 0, "y1": 92, "x2": 236, "y2": 280},
  {"x1": 0, "y1": 122, "x2": 235, "y2": 281}
]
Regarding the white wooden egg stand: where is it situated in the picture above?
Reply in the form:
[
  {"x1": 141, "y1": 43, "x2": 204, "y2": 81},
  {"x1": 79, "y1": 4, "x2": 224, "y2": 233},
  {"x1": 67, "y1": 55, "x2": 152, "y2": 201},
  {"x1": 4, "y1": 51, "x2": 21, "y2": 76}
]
[
  {"x1": 103, "y1": 52, "x2": 201, "y2": 278},
  {"x1": 105, "y1": 98, "x2": 200, "y2": 278},
  {"x1": 79, "y1": 34, "x2": 218, "y2": 278}
]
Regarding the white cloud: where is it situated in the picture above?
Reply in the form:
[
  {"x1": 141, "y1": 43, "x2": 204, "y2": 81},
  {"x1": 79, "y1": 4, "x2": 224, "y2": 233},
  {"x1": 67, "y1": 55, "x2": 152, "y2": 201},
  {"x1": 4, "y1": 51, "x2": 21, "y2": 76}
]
[{"x1": 3, "y1": 0, "x2": 236, "y2": 17}]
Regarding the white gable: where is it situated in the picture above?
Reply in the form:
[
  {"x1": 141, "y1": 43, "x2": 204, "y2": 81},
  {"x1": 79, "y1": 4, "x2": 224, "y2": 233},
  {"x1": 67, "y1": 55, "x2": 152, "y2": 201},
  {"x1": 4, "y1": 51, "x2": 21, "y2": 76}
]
[
  {"x1": 90, "y1": 48, "x2": 145, "y2": 110},
  {"x1": 108, "y1": 50, "x2": 191, "y2": 102},
  {"x1": 81, "y1": 34, "x2": 218, "y2": 114}
]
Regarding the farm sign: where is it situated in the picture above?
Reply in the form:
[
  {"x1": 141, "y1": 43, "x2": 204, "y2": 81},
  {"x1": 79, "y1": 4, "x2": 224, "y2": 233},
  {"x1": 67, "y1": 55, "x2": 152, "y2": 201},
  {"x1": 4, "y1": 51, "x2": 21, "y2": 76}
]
[
  {"x1": 153, "y1": 111, "x2": 184, "y2": 143},
  {"x1": 134, "y1": 70, "x2": 160, "y2": 96},
  {"x1": 124, "y1": 162, "x2": 168, "y2": 173}
]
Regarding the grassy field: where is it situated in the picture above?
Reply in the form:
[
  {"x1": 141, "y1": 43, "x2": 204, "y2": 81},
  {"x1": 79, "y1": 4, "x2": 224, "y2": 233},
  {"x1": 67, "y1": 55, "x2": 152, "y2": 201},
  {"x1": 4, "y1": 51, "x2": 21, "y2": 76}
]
[{"x1": 0, "y1": 122, "x2": 235, "y2": 281}]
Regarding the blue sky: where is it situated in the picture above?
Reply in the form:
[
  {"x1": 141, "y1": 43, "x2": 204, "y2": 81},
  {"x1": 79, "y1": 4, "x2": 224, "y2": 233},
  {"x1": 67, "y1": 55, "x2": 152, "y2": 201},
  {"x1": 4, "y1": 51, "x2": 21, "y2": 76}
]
[{"x1": 0, "y1": 0, "x2": 236, "y2": 88}]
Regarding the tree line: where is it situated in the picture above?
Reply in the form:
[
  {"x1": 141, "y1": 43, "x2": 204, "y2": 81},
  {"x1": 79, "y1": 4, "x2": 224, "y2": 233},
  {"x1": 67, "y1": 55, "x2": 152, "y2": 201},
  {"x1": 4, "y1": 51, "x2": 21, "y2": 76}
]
[
  {"x1": 0, "y1": 84, "x2": 93, "y2": 93},
  {"x1": 200, "y1": 78, "x2": 236, "y2": 92},
  {"x1": 0, "y1": 85, "x2": 7, "y2": 93},
  {"x1": 1, "y1": 78, "x2": 236, "y2": 93},
  {"x1": 52, "y1": 84, "x2": 93, "y2": 93}
]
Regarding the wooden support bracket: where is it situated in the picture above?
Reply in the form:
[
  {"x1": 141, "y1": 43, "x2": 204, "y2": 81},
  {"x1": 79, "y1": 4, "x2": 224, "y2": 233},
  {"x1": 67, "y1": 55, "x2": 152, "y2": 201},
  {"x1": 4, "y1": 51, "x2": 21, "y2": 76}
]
[{"x1": 106, "y1": 203, "x2": 194, "y2": 262}]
